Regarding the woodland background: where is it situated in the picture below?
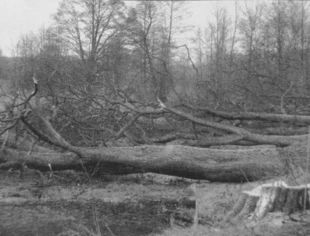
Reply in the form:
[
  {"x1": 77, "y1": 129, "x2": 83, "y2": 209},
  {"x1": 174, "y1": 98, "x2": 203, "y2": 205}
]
[{"x1": 1, "y1": 0, "x2": 310, "y2": 149}]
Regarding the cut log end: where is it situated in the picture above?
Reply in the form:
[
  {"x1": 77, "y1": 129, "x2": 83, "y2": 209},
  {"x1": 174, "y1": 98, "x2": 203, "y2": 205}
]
[{"x1": 224, "y1": 181, "x2": 310, "y2": 223}]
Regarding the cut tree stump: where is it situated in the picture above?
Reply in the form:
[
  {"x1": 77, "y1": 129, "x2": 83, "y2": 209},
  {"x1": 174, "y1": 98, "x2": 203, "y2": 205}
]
[{"x1": 224, "y1": 181, "x2": 310, "y2": 223}]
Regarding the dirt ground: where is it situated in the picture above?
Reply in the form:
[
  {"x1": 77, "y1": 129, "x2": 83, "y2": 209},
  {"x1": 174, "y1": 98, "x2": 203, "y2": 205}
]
[{"x1": 0, "y1": 169, "x2": 309, "y2": 236}]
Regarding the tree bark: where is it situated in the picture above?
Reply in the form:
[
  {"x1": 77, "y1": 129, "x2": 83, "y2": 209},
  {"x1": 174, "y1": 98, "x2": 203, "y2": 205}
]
[
  {"x1": 0, "y1": 144, "x2": 285, "y2": 182},
  {"x1": 1, "y1": 102, "x2": 308, "y2": 183},
  {"x1": 165, "y1": 106, "x2": 306, "y2": 146},
  {"x1": 182, "y1": 102, "x2": 310, "y2": 123},
  {"x1": 1, "y1": 79, "x2": 309, "y2": 183}
]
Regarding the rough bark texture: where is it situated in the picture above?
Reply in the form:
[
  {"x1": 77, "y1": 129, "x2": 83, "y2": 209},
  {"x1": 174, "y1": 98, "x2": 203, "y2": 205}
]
[
  {"x1": 224, "y1": 181, "x2": 310, "y2": 223},
  {"x1": 165, "y1": 106, "x2": 307, "y2": 146},
  {"x1": 182, "y1": 102, "x2": 310, "y2": 123},
  {"x1": 0, "y1": 144, "x2": 285, "y2": 182},
  {"x1": 2, "y1": 107, "x2": 309, "y2": 183}
]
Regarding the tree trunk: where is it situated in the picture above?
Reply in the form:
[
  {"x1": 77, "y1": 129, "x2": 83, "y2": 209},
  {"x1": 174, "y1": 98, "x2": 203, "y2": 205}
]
[
  {"x1": 2, "y1": 80, "x2": 309, "y2": 183},
  {"x1": 0, "y1": 144, "x2": 286, "y2": 182},
  {"x1": 182, "y1": 102, "x2": 310, "y2": 123},
  {"x1": 165, "y1": 106, "x2": 306, "y2": 146}
]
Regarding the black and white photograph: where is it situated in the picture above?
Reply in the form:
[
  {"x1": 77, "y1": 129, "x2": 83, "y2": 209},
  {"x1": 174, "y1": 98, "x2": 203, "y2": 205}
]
[{"x1": 1, "y1": 0, "x2": 310, "y2": 235}]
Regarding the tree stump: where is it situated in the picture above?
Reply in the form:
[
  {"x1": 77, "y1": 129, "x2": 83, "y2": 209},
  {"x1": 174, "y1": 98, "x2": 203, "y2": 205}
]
[{"x1": 224, "y1": 181, "x2": 310, "y2": 223}]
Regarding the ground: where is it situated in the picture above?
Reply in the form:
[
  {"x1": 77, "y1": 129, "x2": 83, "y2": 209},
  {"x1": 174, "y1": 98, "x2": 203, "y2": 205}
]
[{"x1": 0, "y1": 169, "x2": 309, "y2": 236}]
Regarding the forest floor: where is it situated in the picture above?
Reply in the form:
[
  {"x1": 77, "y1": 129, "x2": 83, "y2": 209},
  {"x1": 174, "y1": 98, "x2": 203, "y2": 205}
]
[{"x1": 0, "y1": 169, "x2": 308, "y2": 236}]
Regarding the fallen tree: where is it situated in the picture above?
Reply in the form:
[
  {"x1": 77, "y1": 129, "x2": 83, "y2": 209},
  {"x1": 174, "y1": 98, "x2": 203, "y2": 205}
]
[
  {"x1": 0, "y1": 110, "x2": 303, "y2": 182},
  {"x1": 0, "y1": 143, "x2": 285, "y2": 182},
  {"x1": 162, "y1": 105, "x2": 307, "y2": 147},
  {"x1": 0, "y1": 77, "x2": 309, "y2": 183},
  {"x1": 182, "y1": 102, "x2": 310, "y2": 124}
]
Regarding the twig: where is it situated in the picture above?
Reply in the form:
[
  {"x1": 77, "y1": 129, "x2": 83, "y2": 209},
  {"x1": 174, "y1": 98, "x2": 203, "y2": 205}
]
[
  {"x1": 115, "y1": 113, "x2": 141, "y2": 139},
  {"x1": 304, "y1": 126, "x2": 310, "y2": 211},
  {"x1": 93, "y1": 206, "x2": 116, "y2": 236},
  {"x1": 280, "y1": 81, "x2": 294, "y2": 114},
  {"x1": 12, "y1": 75, "x2": 38, "y2": 109},
  {"x1": 174, "y1": 44, "x2": 199, "y2": 79},
  {"x1": 0, "y1": 118, "x2": 20, "y2": 137},
  {"x1": 191, "y1": 183, "x2": 198, "y2": 236},
  {"x1": 1, "y1": 130, "x2": 9, "y2": 150}
]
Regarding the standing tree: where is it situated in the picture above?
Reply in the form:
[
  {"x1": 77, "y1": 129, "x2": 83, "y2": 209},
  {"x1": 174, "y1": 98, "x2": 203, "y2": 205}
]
[
  {"x1": 53, "y1": 0, "x2": 125, "y2": 93},
  {"x1": 237, "y1": 1, "x2": 266, "y2": 111},
  {"x1": 195, "y1": 4, "x2": 234, "y2": 108},
  {"x1": 125, "y1": 1, "x2": 162, "y2": 101},
  {"x1": 157, "y1": 1, "x2": 189, "y2": 102},
  {"x1": 124, "y1": 1, "x2": 189, "y2": 102}
]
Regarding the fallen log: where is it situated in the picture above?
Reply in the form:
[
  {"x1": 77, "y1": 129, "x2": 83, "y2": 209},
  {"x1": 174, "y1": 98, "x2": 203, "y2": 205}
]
[
  {"x1": 2, "y1": 105, "x2": 310, "y2": 183},
  {"x1": 182, "y1": 102, "x2": 310, "y2": 123},
  {"x1": 182, "y1": 135, "x2": 247, "y2": 147},
  {"x1": 164, "y1": 106, "x2": 307, "y2": 146},
  {"x1": 0, "y1": 79, "x2": 309, "y2": 183},
  {"x1": 0, "y1": 144, "x2": 285, "y2": 182}
]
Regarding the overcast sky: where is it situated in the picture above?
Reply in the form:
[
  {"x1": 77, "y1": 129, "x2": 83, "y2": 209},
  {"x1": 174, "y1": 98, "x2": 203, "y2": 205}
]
[
  {"x1": 1, "y1": 0, "x2": 61, "y2": 56},
  {"x1": 0, "y1": 0, "x2": 236, "y2": 57}
]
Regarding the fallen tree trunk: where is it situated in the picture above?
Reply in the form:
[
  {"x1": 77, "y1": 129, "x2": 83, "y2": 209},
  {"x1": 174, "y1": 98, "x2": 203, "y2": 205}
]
[
  {"x1": 0, "y1": 144, "x2": 286, "y2": 182},
  {"x1": 165, "y1": 106, "x2": 307, "y2": 146},
  {"x1": 181, "y1": 135, "x2": 248, "y2": 147},
  {"x1": 182, "y1": 102, "x2": 310, "y2": 123},
  {"x1": 1, "y1": 80, "x2": 309, "y2": 183},
  {"x1": 2, "y1": 106, "x2": 309, "y2": 183},
  {"x1": 247, "y1": 127, "x2": 308, "y2": 136}
]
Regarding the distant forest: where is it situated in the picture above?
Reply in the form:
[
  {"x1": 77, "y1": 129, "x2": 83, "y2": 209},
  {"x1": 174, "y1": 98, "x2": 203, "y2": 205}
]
[{"x1": 0, "y1": 0, "x2": 310, "y2": 147}]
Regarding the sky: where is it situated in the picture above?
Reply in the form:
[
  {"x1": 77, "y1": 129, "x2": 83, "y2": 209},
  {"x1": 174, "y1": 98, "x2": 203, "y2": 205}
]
[
  {"x1": 1, "y1": 0, "x2": 61, "y2": 56},
  {"x1": 0, "y1": 0, "x2": 237, "y2": 57}
]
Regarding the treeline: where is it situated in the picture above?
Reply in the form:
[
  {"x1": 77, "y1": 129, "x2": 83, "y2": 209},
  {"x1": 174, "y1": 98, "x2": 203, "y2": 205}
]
[
  {"x1": 0, "y1": 0, "x2": 310, "y2": 146},
  {"x1": 195, "y1": 0, "x2": 310, "y2": 114}
]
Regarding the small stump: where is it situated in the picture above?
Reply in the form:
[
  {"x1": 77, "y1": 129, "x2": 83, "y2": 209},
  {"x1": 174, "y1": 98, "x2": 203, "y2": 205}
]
[{"x1": 224, "y1": 181, "x2": 310, "y2": 223}]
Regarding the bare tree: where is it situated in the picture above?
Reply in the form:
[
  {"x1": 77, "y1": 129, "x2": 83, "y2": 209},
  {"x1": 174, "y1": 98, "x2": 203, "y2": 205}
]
[{"x1": 54, "y1": 0, "x2": 125, "y2": 91}]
